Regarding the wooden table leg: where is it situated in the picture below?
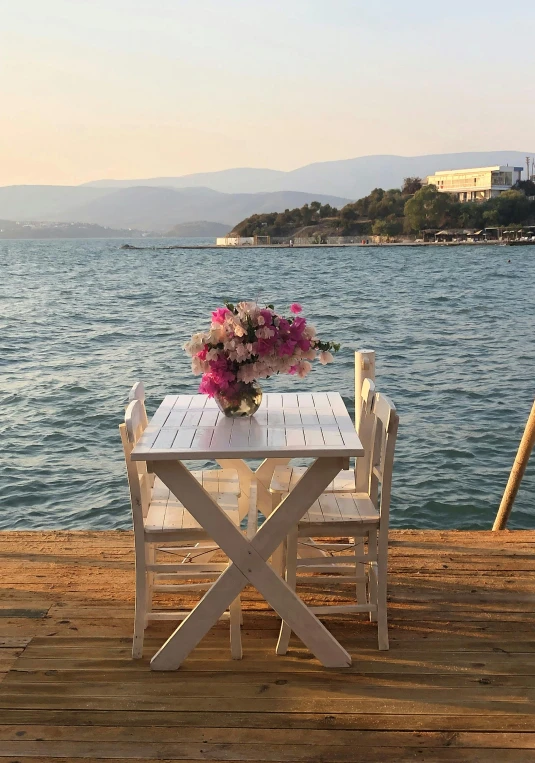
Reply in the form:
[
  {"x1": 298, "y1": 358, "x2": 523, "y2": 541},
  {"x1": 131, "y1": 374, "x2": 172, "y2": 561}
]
[{"x1": 149, "y1": 457, "x2": 352, "y2": 670}]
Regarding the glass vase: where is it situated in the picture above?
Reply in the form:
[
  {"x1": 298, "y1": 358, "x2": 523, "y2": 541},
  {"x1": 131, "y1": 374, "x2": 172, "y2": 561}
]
[{"x1": 215, "y1": 381, "x2": 263, "y2": 418}]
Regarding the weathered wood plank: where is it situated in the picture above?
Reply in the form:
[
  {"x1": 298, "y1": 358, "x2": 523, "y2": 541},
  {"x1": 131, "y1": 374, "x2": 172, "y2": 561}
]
[
  {"x1": 2, "y1": 726, "x2": 535, "y2": 748},
  {"x1": 8, "y1": 649, "x2": 535, "y2": 676},
  {"x1": 5, "y1": 673, "x2": 535, "y2": 690},
  {"x1": 0, "y1": 693, "x2": 533, "y2": 715},
  {"x1": 1, "y1": 739, "x2": 535, "y2": 761},
  {"x1": 2, "y1": 751, "x2": 535, "y2": 763},
  {"x1": 0, "y1": 709, "x2": 534, "y2": 732},
  {"x1": 0, "y1": 638, "x2": 32, "y2": 648}
]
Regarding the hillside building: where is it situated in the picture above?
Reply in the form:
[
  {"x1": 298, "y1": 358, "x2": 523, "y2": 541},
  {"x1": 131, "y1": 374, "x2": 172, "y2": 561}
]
[{"x1": 426, "y1": 166, "x2": 523, "y2": 202}]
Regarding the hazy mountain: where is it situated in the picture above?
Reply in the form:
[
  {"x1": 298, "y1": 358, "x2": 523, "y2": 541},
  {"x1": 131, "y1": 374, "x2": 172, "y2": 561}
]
[
  {"x1": 0, "y1": 185, "x2": 350, "y2": 231},
  {"x1": 164, "y1": 221, "x2": 232, "y2": 237},
  {"x1": 83, "y1": 151, "x2": 534, "y2": 199},
  {"x1": 60, "y1": 187, "x2": 350, "y2": 231},
  {"x1": 83, "y1": 168, "x2": 287, "y2": 194},
  {"x1": 0, "y1": 185, "x2": 110, "y2": 220},
  {"x1": 0, "y1": 220, "x2": 148, "y2": 239}
]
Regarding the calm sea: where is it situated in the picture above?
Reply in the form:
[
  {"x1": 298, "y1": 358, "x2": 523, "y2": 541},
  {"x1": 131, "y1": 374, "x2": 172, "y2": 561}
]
[{"x1": 1, "y1": 238, "x2": 534, "y2": 530}]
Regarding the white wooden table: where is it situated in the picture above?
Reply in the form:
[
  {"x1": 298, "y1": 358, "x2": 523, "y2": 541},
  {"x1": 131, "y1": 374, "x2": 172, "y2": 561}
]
[{"x1": 131, "y1": 391, "x2": 364, "y2": 670}]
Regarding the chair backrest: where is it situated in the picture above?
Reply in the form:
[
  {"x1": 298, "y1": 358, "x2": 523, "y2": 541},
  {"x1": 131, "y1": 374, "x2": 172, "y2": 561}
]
[
  {"x1": 354, "y1": 378, "x2": 376, "y2": 491},
  {"x1": 128, "y1": 381, "x2": 149, "y2": 428},
  {"x1": 119, "y1": 399, "x2": 152, "y2": 535},
  {"x1": 368, "y1": 392, "x2": 399, "y2": 533}
]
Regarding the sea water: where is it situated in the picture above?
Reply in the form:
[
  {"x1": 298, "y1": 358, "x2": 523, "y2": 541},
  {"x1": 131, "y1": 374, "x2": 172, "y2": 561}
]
[{"x1": 1, "y1": 238, "x2": 534, "y2": 530}]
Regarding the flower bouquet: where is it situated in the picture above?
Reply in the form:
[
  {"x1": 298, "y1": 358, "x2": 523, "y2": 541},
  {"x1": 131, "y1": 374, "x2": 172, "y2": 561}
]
[{"x1": 184, "y1": 301, "x2": 340, "y2": 417}]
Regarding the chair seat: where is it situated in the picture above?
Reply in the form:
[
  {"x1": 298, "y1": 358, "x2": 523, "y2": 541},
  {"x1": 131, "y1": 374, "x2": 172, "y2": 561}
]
[
  {"x1": 293, "y1": 491, "x2": 379, "y2": 533},
  {"x1": 145, "y1": 482, "x2": 239, "y2": 539},
  {"x1": 270, "y1": 465, "x2": 356, "y2": 494},
  {"x1": 190, "y1": 468, "x2": 240, "y2": 495}
]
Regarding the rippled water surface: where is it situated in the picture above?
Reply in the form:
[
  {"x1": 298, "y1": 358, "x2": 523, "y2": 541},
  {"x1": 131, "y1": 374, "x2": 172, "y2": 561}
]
[{"x1": 1, "y1": 238, "x2": 534, "y2": 530}]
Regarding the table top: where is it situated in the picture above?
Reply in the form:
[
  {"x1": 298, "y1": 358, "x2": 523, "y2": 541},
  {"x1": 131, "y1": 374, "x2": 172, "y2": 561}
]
[{"x1": 131, "y1": 392, "x2": 364, "y2": 461}]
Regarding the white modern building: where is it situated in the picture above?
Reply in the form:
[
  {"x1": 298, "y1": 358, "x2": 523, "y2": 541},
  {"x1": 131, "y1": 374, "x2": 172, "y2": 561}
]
[
  {"x1": 216, "y1": 235, "x2": 271, "y2": 246},
  {"x1": 216, "y1": 236, "x2": 254, "y2": 246},
  {"x1": 426, "y1": 165, "x2": 523, "y2": 202}
]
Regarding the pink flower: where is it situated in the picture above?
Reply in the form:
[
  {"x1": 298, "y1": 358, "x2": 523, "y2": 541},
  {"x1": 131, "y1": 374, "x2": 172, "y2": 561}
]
[
  {"x1": 199, "y1": 374, "x2": 220, "y2": 397},
  {"x1": 290, "y1": 303, "x2": 302, "y2": 314},
  {"x1": 254, "y1": 337, "x2": 275, "y2": 357},
  {"x1": 289, "y1": 316, "x2": 307, "y2": 337},
  {"x1": 279, "y1": 339, "x2": 297, "y2": 356},
  {"x1": 211, "y1": 307, "x2": 230, "y2": 325},
  {"x1": 260, "y1": 308, "x2": 273, "y2": 325}
]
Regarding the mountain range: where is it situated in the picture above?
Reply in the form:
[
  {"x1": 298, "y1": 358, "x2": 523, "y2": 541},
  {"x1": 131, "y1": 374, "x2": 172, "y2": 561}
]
[
  {"x1": 82, "y1": 151, "x2": 533, "y2": 198},
  {"x1": 0, "y1": 187, "x2": 350, "y2": 232},
  {"x1": 1, "y1": 151, "x2": 532, "y2": 232}
]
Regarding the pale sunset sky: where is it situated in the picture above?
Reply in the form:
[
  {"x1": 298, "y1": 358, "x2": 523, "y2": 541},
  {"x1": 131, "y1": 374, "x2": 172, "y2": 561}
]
[{"x1": 1, "y1": 0, "x2": 534, "y2": 186}]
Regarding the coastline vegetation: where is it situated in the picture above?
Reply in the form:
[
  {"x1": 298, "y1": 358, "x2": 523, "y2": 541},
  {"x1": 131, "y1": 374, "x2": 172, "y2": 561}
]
[{"x1": 231, "y1": 178, "x2": 535, "y2": 238}]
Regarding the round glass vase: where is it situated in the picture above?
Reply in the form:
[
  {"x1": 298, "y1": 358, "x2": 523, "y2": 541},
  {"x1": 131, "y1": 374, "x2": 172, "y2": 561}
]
[{"x1": 214, "y1": 381, "x2": 263, "y2": 418}]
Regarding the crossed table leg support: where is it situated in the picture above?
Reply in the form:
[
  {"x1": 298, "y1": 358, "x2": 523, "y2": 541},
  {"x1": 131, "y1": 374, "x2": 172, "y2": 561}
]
[{"x1": 148, "y1": 456, "x2": 353, "y2": 670}]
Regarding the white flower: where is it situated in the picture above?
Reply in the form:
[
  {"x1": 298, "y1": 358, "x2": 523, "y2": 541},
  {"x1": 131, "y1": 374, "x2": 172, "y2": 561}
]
[
  {"x1": 236, "y1": 300, "x2": 257, "y2": 315},
  {"x1": 184, "y1": 331, "x2": 207, "y2": 356},
  {"x1": 207, "y1": 326, "x2": 221, "y2": 344},
  {"x1": 238, "y1": 364, "x2": 257, "y2": 383},
  {"x1": 256, "y1": 326, "x2": 274, "y2": 339},
  {"x1": 235, "y1": 343, "x2": 250, "y2": 360},
  {"x1": 296, "y1": 360, "x2": 312, "y2": 378},
  {"x1": 191, "y1": 356, "x2": 206, "y2": 375},
  {"x1": 319, "y1": 350, "x2": 334, "y2": 365},
  {"x1": 229, "y1": 316, "x2": 247, "y2": 337}
]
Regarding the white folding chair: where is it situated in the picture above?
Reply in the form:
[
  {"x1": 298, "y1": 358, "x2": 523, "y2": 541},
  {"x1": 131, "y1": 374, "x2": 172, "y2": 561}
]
[
  {"x1": 270, "y1": 379, "x2": 376, "y2": 497},
  {"x1": 127, "y1": 381, "x2": 249, "y2": 520},
  {"x1": 275, "y1": 392, "x2": 399, "y2": 653},
  {"x1": 120, "y1": 398, "x2": 243, "y2": 659},
  {"x1": 269, "y1": 379, "x2": 376, "y2": 566}
]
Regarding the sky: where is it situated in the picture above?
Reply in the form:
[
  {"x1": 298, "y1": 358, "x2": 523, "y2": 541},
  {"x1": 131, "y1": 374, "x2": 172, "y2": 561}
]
[{"x1": 1, "y1": 0, "x2": 535, "y2": 186}]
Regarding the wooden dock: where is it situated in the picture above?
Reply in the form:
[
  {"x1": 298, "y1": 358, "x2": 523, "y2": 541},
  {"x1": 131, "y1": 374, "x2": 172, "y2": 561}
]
[{"x1": 1, "y1": 529, "x2": 535, "y2": 761}]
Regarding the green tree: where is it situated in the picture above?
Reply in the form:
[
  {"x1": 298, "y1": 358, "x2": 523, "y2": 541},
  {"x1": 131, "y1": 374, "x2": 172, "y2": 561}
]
[
  {"x1": 372, "y1": 215, "x2": 403, "y2": 236},
  {"x1": 300, "y1": 203, "x2": 313, "y2": 226},
  {"x1": 319, "y1": 203, "x2": 335, "y2": 218},
  {"x1": 404, "y1": 185, "x2": 453, "y2": 232},
  {"x1": 402, "y1": 177, "x2": 423, "y2": 195},
  {"x1": 513, "y1": 179, "x2": 535, "y2": 197},
  {"x1": 489, "y1": 190, "x2": 531, "y2": 225}
]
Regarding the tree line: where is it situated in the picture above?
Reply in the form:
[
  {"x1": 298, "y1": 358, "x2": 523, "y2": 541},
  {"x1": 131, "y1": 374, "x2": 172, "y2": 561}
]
[{"x1": 231, "y1": 177, "x2": 535, "y2": 238}]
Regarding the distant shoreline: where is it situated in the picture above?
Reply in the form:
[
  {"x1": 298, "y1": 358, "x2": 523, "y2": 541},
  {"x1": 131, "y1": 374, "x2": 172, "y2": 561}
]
[{"x1": 120, "y1": 240, "x2": 525, "y2": 251}]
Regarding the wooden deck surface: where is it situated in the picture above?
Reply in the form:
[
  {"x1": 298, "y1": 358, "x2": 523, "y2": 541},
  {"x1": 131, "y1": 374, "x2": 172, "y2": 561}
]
[{"x1": 1, "y1": 529, "x2": 535, "y2": 762}]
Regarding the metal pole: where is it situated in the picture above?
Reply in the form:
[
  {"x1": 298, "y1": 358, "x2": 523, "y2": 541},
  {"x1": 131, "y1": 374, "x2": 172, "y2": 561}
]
[
  {"x1": 354, "y1": 349, "x2": 376, "y2": 430},
  {"x1": 493, "y1": 399, "x2": 535, "y2": 530}
]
